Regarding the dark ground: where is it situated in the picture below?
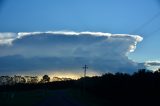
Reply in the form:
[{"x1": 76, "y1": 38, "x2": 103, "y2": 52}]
[
  {"x1": 37, "y1": 90, "x2": 85, "y2": 106},
  {"x1": 1, "y1": 70, "x2": 160, "y2": 106},
  {"x1": 0, "y1": 89, "x2": 105, "y2": 106}
]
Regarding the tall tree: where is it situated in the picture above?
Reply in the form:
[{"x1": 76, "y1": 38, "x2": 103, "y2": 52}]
[{"x1": 41, "y1": 75, "x2": 50, "y2": 83}]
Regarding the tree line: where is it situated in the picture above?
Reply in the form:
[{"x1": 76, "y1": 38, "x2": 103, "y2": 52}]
[
  {"x1": 1, "y1": 68, "x2": 160, "y2": 106},
  {"x1": 0, "y1": 75, "x2": 72, "y2": 86}
]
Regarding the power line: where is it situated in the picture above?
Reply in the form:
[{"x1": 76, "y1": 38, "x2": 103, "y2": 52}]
[
  {"x1": 131, "y1": 11, "x2": 160, "y2": 34},
  {"x1": 145, "y1": 26, "x2": 160, "y2": 36}
]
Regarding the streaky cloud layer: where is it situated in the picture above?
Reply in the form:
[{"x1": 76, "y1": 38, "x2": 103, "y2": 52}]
[
  {"x1": 145, "y1": 61, "x2": 160, "y2": 66},
  {"x1": 0, "y1": 31, "x2": 145, "y2": 75}
]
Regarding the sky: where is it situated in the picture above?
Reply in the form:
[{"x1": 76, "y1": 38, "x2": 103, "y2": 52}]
[{"x1": 0, "y1": 0, "x2": 160, "y2": 77}]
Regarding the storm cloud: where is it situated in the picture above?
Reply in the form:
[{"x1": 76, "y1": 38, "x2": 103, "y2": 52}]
[{"x1": 0, "y1": 31, "x2": 145, "y2": 75}]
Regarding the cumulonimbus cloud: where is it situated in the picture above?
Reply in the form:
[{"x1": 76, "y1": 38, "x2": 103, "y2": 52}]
[{"x1": 0, "y1": 31, "x2": 145, "y2": 75}]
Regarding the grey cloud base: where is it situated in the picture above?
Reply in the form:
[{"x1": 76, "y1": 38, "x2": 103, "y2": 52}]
[{"x1": 0, "y1": 31, "x2": 145, "y2": 74}]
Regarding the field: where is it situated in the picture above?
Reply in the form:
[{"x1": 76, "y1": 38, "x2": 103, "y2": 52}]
[
  {"x1": 0, "y1": 89, "x2": 106, "y2": 106},
  {"x1": 0, "y1": 90, "x2": 52, "y2": 106}
]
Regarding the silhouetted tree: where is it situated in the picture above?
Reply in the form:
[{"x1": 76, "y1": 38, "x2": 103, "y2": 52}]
[
  {"x1": 41, "y1": 75, "x2": 50, "y2": 83},
  {"x1": 157, "y1": 68, "x2": 160, "y2": 72}
]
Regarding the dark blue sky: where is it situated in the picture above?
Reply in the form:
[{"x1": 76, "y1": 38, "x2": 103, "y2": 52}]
[{"x1": 0, "y1": 0, "x2": 160, "y2": 75}]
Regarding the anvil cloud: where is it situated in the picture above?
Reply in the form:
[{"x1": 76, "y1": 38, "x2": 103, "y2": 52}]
[{"x1": 0, "y1": 31, "x2": 145, "y2": 75}]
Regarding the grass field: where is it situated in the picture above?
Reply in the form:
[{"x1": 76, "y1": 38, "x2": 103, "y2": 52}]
[
  {"x1": 0, "y1": 90, "x2": 52, "y2": 106},
  {"x1": 67, "y1": 89, "x2": 108, "y2": 106},
  {"x1": 0, "y1": 89, "x2": 108, "y2": 106}
]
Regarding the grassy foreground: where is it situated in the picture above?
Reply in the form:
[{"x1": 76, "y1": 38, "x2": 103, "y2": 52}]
[
  {"x1": 0, "y1": 89, "x2": 107, "y2": 106},
  {"x1": 0, "y1": 90, "x2": 52, "y2": 106}
]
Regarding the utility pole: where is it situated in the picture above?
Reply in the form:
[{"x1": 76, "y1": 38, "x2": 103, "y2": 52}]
[
  {"x1": 82, "y1": 65, "x2": 88, "y2": 95},
  {"x1": 83, "y1": 64, "x2": 88, "y2": 77}
]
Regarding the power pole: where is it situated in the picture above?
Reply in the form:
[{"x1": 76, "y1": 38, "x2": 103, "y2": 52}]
[
  {"x1": 82, "y1": 65, "x2": 88, "y2": 95},
  {"x1": 83, "y1": 65, "x2": 88, "y2": 77}
]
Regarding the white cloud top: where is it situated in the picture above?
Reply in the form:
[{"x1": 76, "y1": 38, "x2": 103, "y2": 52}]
[{"x1": 0, "y1": 31, "x2": 145, "y2": 74}]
